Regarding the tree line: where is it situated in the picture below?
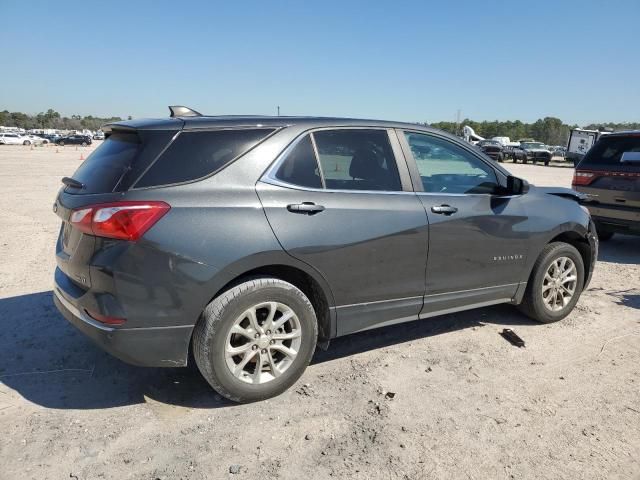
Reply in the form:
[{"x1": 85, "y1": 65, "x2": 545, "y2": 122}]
[
  {"x1": 429, "y1": 117, "x2": 640, "y2": 146},
  {"x1": 0, "y1": 109, "x2": 126, "y2": 131},
  {"x1": 2, "y1": 108, "x2": 639, "y2": 144}
]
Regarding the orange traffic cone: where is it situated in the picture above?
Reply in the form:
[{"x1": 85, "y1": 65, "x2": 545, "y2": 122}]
[
  {"x1": 55, "y1": 148, "x2": 59, "y2": 153},
  {"x1": 80, "y1": 153, "x2": 84, "y2": 160}
]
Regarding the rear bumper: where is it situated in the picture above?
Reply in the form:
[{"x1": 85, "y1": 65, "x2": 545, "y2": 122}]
[
  {"x1": 53, "y1": 285, "x2": 193, "y2": 367},
  {"x1": 586, "y1": 204, "x2": 640, "y2": 235}
]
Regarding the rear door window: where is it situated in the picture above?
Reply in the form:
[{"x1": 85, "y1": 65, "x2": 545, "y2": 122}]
[
  {"x1": 313, "y1": 129, "x2": 402, "y2": 191},
  {"x1": 581, "y1": 135, "x2": 640, "y2": 167},
  {"x1": 274, "y1": 135, "x2": 322, "y2": 189},
  {"x1": 135, "y1": 129, "x2": 275, "y2": 188}
]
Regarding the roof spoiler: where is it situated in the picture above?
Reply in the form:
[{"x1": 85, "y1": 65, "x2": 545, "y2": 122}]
[{"x1": 168, "y1": 105, "x2": 202, "y2": 118}]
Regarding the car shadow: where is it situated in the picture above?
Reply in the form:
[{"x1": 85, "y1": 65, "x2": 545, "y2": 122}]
[
  {"x1": 312, "y1": 304, "x2": 534, "y2": 364},
  {"x1": 598, "y1": 234, "x2": 639, "y2": 265},
  {"x1": 0, "y1": 291, "x2": 233, "y2": 411},
  {"x1": 605, "y1": 289, "x2": 640, "y2": 310},
  {"x1": 0, "y1": 291, "x2": 539, "y2": 411}
]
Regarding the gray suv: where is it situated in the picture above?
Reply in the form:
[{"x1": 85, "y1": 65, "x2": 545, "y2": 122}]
[{"x1": 53, "y1": 106, "x2": 597, "y2": 402}]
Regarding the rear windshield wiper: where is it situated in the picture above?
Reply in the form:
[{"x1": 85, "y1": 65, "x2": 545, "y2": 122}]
[{"x1": 61, "y1": 177, "x2": 85, "y2": 189}]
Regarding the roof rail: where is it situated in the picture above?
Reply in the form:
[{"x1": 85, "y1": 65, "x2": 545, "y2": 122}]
[{"x1": 168, "y1": 105, "x2": 202, "y2": 118}]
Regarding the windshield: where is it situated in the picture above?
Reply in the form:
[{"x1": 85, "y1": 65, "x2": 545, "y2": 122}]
[
  {"x1": 479, "y1": 141, "x2": 500, "y2": 147},
  {"x1": 521, "y1": 142, "x2": 545, "y2": 149}
]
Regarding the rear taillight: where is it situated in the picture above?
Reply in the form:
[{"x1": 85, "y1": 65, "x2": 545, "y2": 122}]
[
  {"x1": 572, "y1": 170, "x2": 598, "y2": 186},
  {"x1": 70, "y1": 201, "x2": 170, "y2": 241}
]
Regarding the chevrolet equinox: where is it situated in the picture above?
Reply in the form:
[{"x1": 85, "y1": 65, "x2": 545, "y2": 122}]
[{"x1": 53, "y1": 106, "x2": 598, "y2": 402}]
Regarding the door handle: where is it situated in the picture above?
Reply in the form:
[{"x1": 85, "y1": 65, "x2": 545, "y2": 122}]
[
  {"x1": 287, "y1": 202, "x2": 325, "y2": 214},
  {"x1": 431, "y1": 204, "x2": 458, "y2": 215}
]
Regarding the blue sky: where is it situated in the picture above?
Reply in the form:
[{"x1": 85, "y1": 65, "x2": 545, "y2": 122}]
[{"x1": 1, "y1": 0, "x2": 638, "y2": 125}]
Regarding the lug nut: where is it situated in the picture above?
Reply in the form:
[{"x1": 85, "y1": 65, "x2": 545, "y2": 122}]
[
  {"x1": 270, "y1": 340, "x2": 275, "y2": 345},
  {"x1": 266, "y1": 330, "x2": 271, "y2": 335},
  {"x1": 252, "y1": 345, "x2": 258, "y2": 350},
  {"x1": 254, "y1": 333, "x2": 260, "y2": 339},
  {"x1": 261, "y1": 349, "x2": 267, "y2": 354}
]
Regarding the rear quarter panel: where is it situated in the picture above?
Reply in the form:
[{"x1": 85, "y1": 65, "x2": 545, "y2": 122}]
[{"x1": 115, "y1": 128, "x2": 336, "y2": 328}]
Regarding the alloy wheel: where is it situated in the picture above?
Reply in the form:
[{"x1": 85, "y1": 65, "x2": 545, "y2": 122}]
[
  {"x1": 225, "y1": 301, "x2": 302, "y2": 384},
  {"x1": 541, "y1": 256, "x2": 578, "y2": 312}
]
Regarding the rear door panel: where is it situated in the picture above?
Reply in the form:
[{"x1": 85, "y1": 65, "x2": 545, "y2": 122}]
[{"x1": 257, "y1": 182, "x2": 429, "y2": 335}]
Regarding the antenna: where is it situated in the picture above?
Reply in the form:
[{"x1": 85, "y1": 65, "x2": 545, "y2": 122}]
[
  {"x1": 168, "y1": 106, "x2": 202, "y2": 118},
  {"x1": 277, "y1": 106, "x2": 280, "y2": 117}
]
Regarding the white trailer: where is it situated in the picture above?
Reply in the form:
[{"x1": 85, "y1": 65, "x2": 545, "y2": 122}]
[{"x1": 566, "y1": 128, "x2": 610, "y2": 165}]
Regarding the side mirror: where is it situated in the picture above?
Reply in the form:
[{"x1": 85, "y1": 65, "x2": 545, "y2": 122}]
[
  {"x1": 506, "y1": 175, "x2": 529, "y2": 195},
  {"x1": 621, "y1": 151, "x2": 640, "y2": 163}
]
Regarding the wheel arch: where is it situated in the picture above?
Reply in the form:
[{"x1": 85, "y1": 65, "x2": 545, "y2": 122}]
[
  {"x1": 527, "y1": 230, "x2": 595, "y2": 288},
  {"x1": 197, "y1": 254, "x2": 336, "y2": 344},
  {"x1": 547, "y1": 230, "x2": 593, "y2": 287}
]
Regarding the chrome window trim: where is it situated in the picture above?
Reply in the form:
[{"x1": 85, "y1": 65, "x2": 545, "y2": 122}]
[{"x1": 261, "y1": 126, "x2": 413, "y2": 194}]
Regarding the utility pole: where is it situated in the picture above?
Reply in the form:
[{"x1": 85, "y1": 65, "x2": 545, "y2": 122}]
[
  {"x1": 455, "y1": 109, "x2": 461, "y2": 136},
  {"x1": 277, "y1": 106, "x2": 280, "y2": 117}
]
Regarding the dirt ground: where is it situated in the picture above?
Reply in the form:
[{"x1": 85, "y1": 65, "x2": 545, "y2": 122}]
[{"x1": 0, "y1": 144, "x2": 638, "y2": 480}]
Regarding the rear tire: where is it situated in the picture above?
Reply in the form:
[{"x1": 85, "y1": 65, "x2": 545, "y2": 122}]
[
  {"x1": 518, "y1": 242, "x2": 585, "y2": 323},
  {"x1": 193, "y1": 278, "x2": 318, "y2": 403},
  {"x1": 81, "y1": 141, "x2": 87, "y2": 147},
  {"x1": 59, "y1": 141, "x2": 65, "y2": 146},
  {"x1": 23, "y1": 140, "x2": 30, "y2": 145}
]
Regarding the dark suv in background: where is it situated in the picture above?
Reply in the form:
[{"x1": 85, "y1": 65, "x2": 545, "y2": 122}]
[
  {"x1": 53, "y1": 106, "x2": 597, "y2": 402},
  {"x1": 573, "y1": 131, "x2": 640, "y2": 240}
]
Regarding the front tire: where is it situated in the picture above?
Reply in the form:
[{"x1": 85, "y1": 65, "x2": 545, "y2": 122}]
[
  {"x1": 518, "y1": 242, "x2": 585, "y2": 323},
  {"x1": 193, "y1": 278, "x2": 318, "y2": 403},
  {"x1": 59, "y1": 141, "x2": 65, "y2": 146},
  {"x1": 23, "y1": 140, "x2": 31, "y2": 145}
]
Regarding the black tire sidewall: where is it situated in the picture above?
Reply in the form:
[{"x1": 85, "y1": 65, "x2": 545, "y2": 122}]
[
  {"x1": 528, "y1": 244, "x2": 585, "y2": 323},
  {"x1": 196, "y1": 280, "x2": 317, "y2": 402}
]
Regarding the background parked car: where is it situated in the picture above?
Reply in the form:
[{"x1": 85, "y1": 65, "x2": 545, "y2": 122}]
[
  {"x1": 508, "y1": 144, "x2": 528, "y2": 163},
  {"x1": 518, "y1": 142, "x2": 553, "y2": 166},
  {"x1": 0, "y1": 133, "x2": 28, "y2": 145},
  {"x1": 476, "y1": 140, "x2": 505, "y2": 162},
  {"x1": 93, "y1": 131, "x2": 105, "y2": 140},
  {"x1": 39, "y1": 134, "x2": 62, "y2": 143},
  {"x1": 21, "y1": 134, "x2": 46, "y2": 145},
  {"x1": 56, "y1": 135, "x2": 92, "y2": 146},
  {"x1": 573, "y1": 131, "x2": 640, "y2": 240}
]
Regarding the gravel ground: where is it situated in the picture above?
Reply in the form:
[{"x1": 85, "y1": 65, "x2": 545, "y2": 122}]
[{"x1": 0, "y1": 144, "x2": 638, "y2": 480}]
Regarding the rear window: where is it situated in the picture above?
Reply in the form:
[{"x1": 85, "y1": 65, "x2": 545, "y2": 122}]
[
  {"x1": 67, "y1": 130, "x2": 176, "y2": 194},
  {"x1": 135, "y1": 129, "x2": 275, "y2": 188},
  {"x1": 581, "y1": 135, "x2": 640, "y2": 166}
]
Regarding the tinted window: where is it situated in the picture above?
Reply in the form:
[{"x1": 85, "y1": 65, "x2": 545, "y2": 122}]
[
  {"x1": 275, "y1": 135, "x2": 322, "y2": 188},
  {"x1": 581, "y1": 135, "x2": 640, "y2": 166},
  {"x1": 68, "y1": 133, "x2": 142, "y2": 194},
  {"x1": 313, "y1": 129, "x2": 401, "y2": 191},
  {"x1": 136, "y1": 129, "x2": 274, "y2": 188},
  {"x1": 67, "y1": 130, "x2": 177, "y2": 194},
  {"x1": 404, "y1": 132, "x2": 498, "y2": 194}
]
